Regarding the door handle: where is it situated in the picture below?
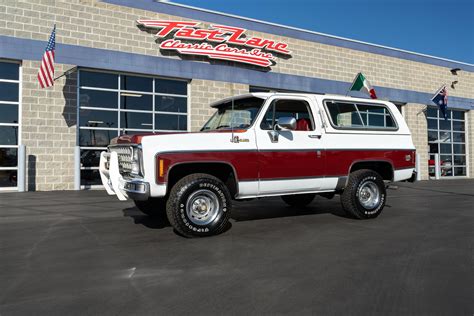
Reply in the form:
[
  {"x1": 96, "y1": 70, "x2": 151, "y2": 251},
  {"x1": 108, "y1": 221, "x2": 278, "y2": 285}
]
[{"x1": 308, "y1": 134, "x2": 321, "y2": 139}]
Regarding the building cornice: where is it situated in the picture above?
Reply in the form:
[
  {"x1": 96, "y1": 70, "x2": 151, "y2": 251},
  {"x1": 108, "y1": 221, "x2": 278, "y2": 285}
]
[{"x1": 101, "y1": 0, "x2": 474, "y2": 72}]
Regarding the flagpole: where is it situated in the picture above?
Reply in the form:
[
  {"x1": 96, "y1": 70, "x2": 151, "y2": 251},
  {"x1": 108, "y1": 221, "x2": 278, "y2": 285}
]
[
  {"x1": 431, "y1": 84, "x2": 447, "y2": 101},
  {"x1": 345, "y1": 72, "x2": 359, "y2": 97},
  {"x1": 53, "y1": 67, "x2": 77, "y2": 81}
]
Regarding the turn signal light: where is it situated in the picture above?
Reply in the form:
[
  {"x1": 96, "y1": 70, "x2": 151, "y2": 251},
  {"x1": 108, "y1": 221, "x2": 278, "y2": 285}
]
[{"x1": 159, "y1": 159, "x2": 164, "y2": 178}]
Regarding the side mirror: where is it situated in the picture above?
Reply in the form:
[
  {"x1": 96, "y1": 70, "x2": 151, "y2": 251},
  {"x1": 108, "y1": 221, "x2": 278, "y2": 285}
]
[{"x1": 275, "y1": 117, "x2": 296, "y2": 131}]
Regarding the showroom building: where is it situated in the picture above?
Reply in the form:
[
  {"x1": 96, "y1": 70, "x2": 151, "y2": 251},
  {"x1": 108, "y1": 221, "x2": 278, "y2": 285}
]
[{"x1": 0, "y1": 0, "x2": 473, "y2": 191}]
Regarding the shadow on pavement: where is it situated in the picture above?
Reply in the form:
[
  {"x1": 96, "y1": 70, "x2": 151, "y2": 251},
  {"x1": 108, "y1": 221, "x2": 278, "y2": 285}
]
[
  {"x1": 122, "y1": 207, "x2": 170, "y2": 229},
  {"x1": 122, "y1": 206, "x2": 233, "y2": 235},
  {"x1": 231, "y1": 198, "x2": 351, "y2": 222},
  {"x1": 122, "y1": 196, "x2": 352, "y2": 232}
]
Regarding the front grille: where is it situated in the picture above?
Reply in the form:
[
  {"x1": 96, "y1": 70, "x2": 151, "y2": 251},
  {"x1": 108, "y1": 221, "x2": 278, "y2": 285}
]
[{"x1": 109, "y1": 146, "x2": 133, "y2": 174}]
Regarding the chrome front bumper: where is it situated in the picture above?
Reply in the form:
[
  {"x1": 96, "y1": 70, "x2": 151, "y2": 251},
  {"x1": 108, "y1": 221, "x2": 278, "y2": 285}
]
[{"x1": 99, "y1": 151, "x2": 150, "y2": 201}]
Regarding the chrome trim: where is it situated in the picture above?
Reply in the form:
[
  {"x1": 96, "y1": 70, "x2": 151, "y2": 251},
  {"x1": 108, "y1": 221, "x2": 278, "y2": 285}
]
[
  {"x1": 186, "y1": 189, "x2": 220, "y2": 226},
  {"x1": 322, "y1": 99, "x2": 400, "y2": 132},
  {"x1": 108, "y1": 144, "x2": 144, "y2": 177},
  {"x1": 357, "y1": 181, "x2": 381, "y2": 209},
  {"x1": 123, "y1": 179, "x2": 150, "y2": 201}
]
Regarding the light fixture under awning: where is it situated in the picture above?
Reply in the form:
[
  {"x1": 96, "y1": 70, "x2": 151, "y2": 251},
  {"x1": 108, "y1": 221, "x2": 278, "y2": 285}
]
[{"x1": 121, "y1": 92, "x2": 143, "y2": 97}]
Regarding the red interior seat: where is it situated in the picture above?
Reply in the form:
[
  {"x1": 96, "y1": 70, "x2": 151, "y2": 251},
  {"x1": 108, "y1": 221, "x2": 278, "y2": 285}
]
[{"x1": 296, "y1": 118, "x2": 311, "y2": 131}]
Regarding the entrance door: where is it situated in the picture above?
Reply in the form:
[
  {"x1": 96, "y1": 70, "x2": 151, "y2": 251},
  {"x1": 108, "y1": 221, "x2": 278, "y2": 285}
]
[
  {"x1": 0, "y1": 61, "x2": 20, "y2": 190},
  {"x1": 427, "y1": 107, "x2": 467, "y2": 178},
  {"x1": 255, "y1": 96, "x2": 325, "y2": 195}
]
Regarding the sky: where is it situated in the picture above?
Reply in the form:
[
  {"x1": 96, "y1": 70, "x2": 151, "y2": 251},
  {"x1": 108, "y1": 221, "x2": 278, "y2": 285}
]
[{"x1": 170, "y1": 0, "x2": 474, "y2": 64}]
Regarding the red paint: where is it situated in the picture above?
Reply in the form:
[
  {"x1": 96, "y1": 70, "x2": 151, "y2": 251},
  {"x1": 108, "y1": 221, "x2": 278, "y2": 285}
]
[
  {"x1": 258, "y1": 150, "x2": 326, "y2": 180},
  {"x1": 156, "y1": 149, "x2": 415, "y2": 184},
  {"x1": 324, "y1": 149, "x2": 415, "y2": 176},
  {"x1": 157, "y1": 151, "x2": 259, "y2": 183},
  {"x1": 136, "y1": 20, "x2": 291, "y2": 67},
  {"x1": 113, "y1": 132, "x2": 179, "y2": 144}
]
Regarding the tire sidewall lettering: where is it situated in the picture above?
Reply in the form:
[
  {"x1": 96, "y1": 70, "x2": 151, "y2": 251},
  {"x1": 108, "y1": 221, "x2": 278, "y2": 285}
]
[{"x1": 177, "y1": 179, "x2": 228, "y2": 234}]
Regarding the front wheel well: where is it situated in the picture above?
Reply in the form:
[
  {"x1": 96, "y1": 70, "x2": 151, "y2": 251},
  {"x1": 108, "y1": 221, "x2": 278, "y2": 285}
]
[
  {"x1": 167, "y1": 162, "x2": 238, "y2": 197},
  {"x1": 349, "y1": 161, "x2": 394, "y2": 181}
]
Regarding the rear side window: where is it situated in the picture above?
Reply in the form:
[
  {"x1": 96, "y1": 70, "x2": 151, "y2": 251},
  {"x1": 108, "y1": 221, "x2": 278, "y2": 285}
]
[{"x1": 325, "y1": 100, "x2": 397, "y2": 130}]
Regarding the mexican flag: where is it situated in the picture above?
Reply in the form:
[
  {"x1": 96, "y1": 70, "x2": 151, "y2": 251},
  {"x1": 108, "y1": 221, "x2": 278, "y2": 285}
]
[{"x1": 350, "y1": 72, "x2": 377, "y2": 99}]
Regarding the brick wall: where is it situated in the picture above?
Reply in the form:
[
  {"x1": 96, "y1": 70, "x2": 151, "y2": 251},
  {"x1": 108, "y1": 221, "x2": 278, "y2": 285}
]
[
  {"x1": 0, "y1": 0, "x2": 473, "y2": 189},
  {"x1": 21, "y1": 61, "x2": 77, "y2": 191},
  {"x1": 403, "y1": 104, "x2": 429, "y2": 180},
  {"x1": 0, "y1": 1, "x2": 473, "y2": 100},
  {"x1": 190, "y1": 80, "x2": 248, "y2": 131}
]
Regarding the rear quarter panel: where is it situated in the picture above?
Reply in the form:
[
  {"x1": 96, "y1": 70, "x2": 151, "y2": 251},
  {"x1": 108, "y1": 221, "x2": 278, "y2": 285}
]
[{"x1": 313, "y1": 96, "x2": 416, "y2": 181}]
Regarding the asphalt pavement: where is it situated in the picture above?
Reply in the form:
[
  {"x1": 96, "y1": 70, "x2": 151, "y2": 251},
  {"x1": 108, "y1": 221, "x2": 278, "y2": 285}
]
[{"x1": 0, "y1": 180, "x2": 473, "y2": 315}]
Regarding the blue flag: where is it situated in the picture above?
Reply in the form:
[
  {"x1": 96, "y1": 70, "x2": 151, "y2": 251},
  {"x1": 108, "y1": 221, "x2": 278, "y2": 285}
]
[{"x1": 431, "y1": 85, "x2": 448, "y2": 120}]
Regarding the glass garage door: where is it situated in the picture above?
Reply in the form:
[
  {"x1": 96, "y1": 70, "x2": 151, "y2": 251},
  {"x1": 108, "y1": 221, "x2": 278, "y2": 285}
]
[
  {"x1": 78, "y1": 70, "x2": 188, "y2": 188},
  {"x1": 0, "y1": 61, "x2": 20, "y2": 189},
  {"x1": 427, "y1": 107, "x2": 467, "y2": 177}
]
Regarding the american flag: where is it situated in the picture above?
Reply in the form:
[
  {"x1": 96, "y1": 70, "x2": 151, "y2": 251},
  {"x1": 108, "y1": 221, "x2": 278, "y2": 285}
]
[{"x1": 37, "y1": 25, "x2": 56, "y2": 89}]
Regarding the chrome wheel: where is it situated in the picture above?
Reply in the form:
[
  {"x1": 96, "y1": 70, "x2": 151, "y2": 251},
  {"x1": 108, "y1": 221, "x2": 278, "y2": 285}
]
[
  {"x1": 186, "y1": 189, "x2": 220, "y2": 226},
  {"x1": 357, "y1": 181, "x2": 381, "y2": 209}
]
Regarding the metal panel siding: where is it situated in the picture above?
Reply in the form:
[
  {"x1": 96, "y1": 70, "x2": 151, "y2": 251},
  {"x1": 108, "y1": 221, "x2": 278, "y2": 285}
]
[{"x1": 1, "y1": 35, "x2": 473, "y2": 110}]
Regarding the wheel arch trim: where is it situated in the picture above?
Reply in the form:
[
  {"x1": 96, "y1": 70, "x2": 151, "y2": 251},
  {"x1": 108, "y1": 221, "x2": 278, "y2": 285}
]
[
  {"x1": 163, "y1": 160, "x2": 240, "y2": 196},
  {"x1": 348, "y1": 159, "x2": 395, "y2": 181}
]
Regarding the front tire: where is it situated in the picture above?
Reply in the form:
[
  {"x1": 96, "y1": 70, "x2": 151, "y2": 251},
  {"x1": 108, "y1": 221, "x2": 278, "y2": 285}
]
[
  {"x1": 281, "y1": 193, "x2": 316, "y2": 207},
  {"x1": 166, "y1": 173, "x2": 231, "y2": 237},
  {"x1": 341, "y1": 169, "x2": 386, "y2": 219}
]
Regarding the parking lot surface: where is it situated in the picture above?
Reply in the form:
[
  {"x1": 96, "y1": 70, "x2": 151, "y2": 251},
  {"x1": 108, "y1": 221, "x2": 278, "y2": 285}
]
[{"x1": 0, "y1": 180, "x2": 473, "y2": 315}]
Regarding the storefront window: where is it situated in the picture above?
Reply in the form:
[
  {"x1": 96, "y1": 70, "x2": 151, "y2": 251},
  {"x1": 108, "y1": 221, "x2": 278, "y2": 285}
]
[
  {"x1": 427, "y1": 107, "x2": 467, "y2": 177},
  {"x1": 78, "y1": 70, "x2": 188, "y2": 186},
  {"x1": 0, "y1": 61, "x2": 20, "y2": 189}
]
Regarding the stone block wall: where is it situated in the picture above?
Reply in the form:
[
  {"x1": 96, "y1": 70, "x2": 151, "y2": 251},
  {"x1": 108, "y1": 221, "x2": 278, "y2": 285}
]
[
  {"x1": 0, "y1": 1, "x2": 472, "y2": 100},
  {"x1": 403, "y1": 104, "x2": 429, "y2": 180},
  {"x1": 21, "y1": 61, "x2": 77, "y2": 191},
  {"x1": 0, "y1": 0, "x2": 472, "y2": 190},
  {"x1": 189, "y1": 80, "x2": 248, "y2": 131}
]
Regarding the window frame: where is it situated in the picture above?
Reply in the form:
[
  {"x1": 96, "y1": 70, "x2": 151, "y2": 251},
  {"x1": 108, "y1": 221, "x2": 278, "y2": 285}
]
[
  {"x1": 0, "y1": 59, "x2": 21, "y2": 191},
  {"x1": 201, "y1": 96, "x2": 267, "y2": 132},
  {"x1": 258, "y1": 97, "x2": 316, "y2": 132},
  {"x1": 323, "y1": 99, "x2": 399, "y2": 131},
  {"x1": 76, "y1": 68, "x2": 190, "y2": 188},
  {"x1": 427, "y1": 106, "x2": 467, "y2": 178}
]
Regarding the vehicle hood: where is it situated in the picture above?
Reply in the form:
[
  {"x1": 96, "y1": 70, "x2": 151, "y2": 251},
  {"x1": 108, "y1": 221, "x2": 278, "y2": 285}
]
[{"x1": 111, "y1": 129, "x2": 247, "y2": 145}]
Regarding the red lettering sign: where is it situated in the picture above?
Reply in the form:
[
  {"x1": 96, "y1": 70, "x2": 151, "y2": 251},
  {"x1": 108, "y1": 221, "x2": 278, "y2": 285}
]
[{"x1": 137, "y1": 20, "x2": 291, "y2": 67}]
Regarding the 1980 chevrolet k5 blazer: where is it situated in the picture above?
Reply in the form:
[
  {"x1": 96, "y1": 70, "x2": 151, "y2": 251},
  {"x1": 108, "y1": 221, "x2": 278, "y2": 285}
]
[{"x1": 100, "y1": 93, "x2": 416, "y2": 237}]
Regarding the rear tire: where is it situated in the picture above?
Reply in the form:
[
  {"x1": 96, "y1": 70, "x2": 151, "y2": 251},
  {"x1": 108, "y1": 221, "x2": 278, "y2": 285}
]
[
  {"x1": 341, "y1": 169, "x2": 386, "y2": 219},
  {"x1": 166, "y1": 173, "x2": 231, "y2": 238},
  {"x1": 281, "y1": 193, "x2": 316, "y2": 207},
  {"x1": 134, "y1": 198, "x2": 166, "y2": 217}
]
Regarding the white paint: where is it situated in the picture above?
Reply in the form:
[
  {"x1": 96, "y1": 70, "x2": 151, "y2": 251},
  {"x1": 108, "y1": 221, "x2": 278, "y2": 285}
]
[
  {"x1": 237, "y1": 181, "x2": 259, "y2": 198},
  {"x1": 102, "y1": 93, "x2": 416, "y2": 201},
  {"x1": 394, "y1": 168, "x2": 415, "y2": 182}
]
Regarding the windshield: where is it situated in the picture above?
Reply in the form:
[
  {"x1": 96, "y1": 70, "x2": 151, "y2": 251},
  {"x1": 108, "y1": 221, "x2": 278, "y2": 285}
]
[{"x1": 201, "y1": 97, "x2": 265, "y2": 131}]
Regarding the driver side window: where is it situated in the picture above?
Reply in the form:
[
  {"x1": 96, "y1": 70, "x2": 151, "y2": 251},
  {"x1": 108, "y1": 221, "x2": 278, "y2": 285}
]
[{"x1": 260, "y1": 99, "x2": 315, "y2": 131}]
